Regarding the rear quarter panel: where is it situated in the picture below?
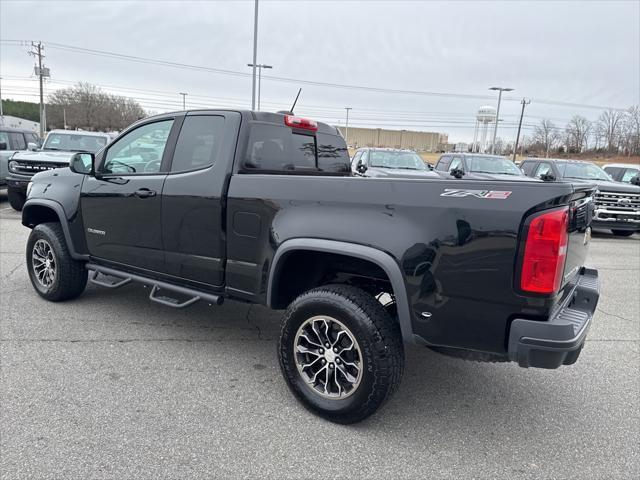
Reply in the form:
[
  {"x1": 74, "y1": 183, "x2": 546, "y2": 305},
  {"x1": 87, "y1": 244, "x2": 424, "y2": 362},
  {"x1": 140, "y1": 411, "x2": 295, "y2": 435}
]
[{"x1": 226, "y1": 175, "x2": 577, "y2": 354}]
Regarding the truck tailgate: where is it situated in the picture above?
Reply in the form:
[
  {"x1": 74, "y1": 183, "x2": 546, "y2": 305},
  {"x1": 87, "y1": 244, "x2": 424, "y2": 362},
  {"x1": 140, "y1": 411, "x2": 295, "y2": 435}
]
[{"x1": 563, "y1": 184, "x2": 596, "y2": 288}]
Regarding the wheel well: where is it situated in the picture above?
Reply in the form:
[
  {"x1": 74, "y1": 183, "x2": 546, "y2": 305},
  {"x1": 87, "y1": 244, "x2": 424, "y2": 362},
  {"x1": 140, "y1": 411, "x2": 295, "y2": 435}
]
[
  {"x1": 270, "y1": 250, "x2": 394, "y2": 309},
  {"x1": 22, "y1": 205, "x2": 61, "y2": 228}
]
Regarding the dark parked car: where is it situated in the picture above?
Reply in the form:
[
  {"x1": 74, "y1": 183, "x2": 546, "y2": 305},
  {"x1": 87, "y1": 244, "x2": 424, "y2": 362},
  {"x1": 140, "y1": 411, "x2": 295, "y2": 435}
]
[
  {"x1": 602, "y1": 163, "x2": 640, "y2": 185},
  {"x1": 22, "y1": 110, "x2": 599, "y2": 423},
  {"x1": 520, "y1": 158, "x2": 640, "y2": 237},
  {"x1": 0, "y1": 127, "x2": 40, "y2": 190},
  {"x1": 351, "y1": 148, "x2": 434, "y2": 177},
  {"x1": 434, "y1": 153, "x2": 530, "y2": 180}
]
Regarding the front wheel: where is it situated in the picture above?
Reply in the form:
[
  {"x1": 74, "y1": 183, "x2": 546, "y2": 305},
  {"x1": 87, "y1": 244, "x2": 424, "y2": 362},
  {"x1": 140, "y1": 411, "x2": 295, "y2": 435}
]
[
  {"x1": 8, "y1": 188, "x2": 26, "y2": 211},
  {"x1": 278, "y1": 284, "x2": 404, "y2": 424},
  {"x1": 611, "y1": 229, "x2": 635, "y2": 237},
  {"x1": 26, "y1": 222, "x2": 88, "y2": 301}
]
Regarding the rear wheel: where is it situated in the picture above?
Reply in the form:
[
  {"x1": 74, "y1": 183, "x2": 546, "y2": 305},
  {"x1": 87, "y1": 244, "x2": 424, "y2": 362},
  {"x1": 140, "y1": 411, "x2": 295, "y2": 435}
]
[
  {"x1": 26, "y1": 222, "x2": 88, "y2": 301},
  {"x1": 278, "y1": 284, "x2": 404, "y2": 424},
  {"x1": 8, "y1": 188, "x2": 26, "y2": 211},
  {"x1": 611, "y1": 230, "x2": 635, "y2": 237}
]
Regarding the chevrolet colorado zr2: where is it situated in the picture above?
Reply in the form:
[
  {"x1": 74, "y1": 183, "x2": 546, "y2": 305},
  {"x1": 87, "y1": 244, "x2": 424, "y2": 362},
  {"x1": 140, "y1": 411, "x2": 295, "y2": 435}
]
[{"x1": 21, "y1": 110, "x2": 600, "y2": 423}]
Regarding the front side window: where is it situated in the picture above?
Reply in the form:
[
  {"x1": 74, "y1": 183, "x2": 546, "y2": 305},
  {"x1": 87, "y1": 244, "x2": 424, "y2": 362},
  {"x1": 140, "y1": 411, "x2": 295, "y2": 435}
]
[
  {"x1": 520, "y1": 162, "x2": 536, "y2": 176},
  {"x1": 171, "y1": 116, "x2": 224, "y2": 173},
  {"x1": 368, "y1": 151, "x2": 428, "y2": 170},
  {"x1": 10, "y1": 133, "x2": 26, "y2": 150},
  {"x1": 448, "y1": 157, "x2": 463, "y2": 172},
  {"x1": 621, "y1": 168, "x2": 640, "y2": 183},
  {"x1": 44, "y1": 133, "x2": 108, "y2": 153},
  {"x1": 435, "y1": 156, "x2": 451, "y2": 171},
  {"x1": 0, "y1": 132, "x2": 9, "y2": 147},
  {"x1": 351, "y1": 151, "x2": 363, "y2": 172},
  {"x1": 558, "y1": 162, "x2": 612, "y2": 181},
  {"x1": 103, "y1": 120, "x2": 174, "y2": 174},
  {"x1": 535, "y1": 163, "x2": 552, "y2": 178},
  {"x1": 466, "y1": 156, "x2": 523, "y2": 175}
]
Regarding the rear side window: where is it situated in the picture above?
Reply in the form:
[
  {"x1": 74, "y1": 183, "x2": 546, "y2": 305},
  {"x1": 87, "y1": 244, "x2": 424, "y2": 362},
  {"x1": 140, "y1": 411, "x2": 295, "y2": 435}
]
[
  {"x1": 244, "y1": 124, "x2": 349, "y2": 174},
  {"x1": 317, "y1": 132, "x2": 349, "y2": 173},
  {"x1": 10, "y1": 133, "x2": 26, "y2": 150},
  {"x1": 171, "y1": 115, "x2": 225, "y2": 172}
]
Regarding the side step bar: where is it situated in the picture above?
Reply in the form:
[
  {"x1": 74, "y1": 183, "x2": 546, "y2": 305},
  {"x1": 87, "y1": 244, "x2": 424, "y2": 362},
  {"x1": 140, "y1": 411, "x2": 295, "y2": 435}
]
[{"x1": 86, "y1": 263, "x2": 223, "y2": 308}]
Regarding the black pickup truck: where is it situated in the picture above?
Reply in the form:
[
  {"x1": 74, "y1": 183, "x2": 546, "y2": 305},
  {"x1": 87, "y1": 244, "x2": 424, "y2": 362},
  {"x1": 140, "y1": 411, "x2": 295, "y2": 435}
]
[{"x1": 21, "y1": 110, "x2": 600, "y2": 423}]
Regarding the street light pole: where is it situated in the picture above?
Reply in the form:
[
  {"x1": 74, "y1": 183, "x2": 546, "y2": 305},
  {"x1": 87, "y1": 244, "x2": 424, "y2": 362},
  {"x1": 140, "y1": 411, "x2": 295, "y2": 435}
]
[
  {"x1": 179, "y1": 92, "x2": 188, "y2": 110},
  {"x1": 344, "y1": 107, "x2": 352, "y2": 145},
  {"x1": 247, "y1": 64, "x2": 272, "y2": 110},
  {"x1": 489, "y1": 86, "x2": 514, "y2": 154},
  {"x1": 513, "y1": 98, "x2": 531, "y2": 162},
  {"x1": 251, "y1": 0, "x2": 259, "y2": 110}
]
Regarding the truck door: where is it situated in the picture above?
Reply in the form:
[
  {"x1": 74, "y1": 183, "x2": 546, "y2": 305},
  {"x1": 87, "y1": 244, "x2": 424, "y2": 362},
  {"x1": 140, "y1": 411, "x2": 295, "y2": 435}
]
[
  {"x1": 161, "y1": 112, "x2": 241, "y2": 288},
  {"x1": 80, "y1": 117, "x2": 179, "y2": 273}
]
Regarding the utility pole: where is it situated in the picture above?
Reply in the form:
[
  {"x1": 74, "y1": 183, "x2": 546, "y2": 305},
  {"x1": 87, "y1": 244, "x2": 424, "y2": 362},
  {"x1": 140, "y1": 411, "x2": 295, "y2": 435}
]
[
  {"x1": 0, "y1": 76, "x2": 3, "y2": 121},
  {"x1": 179, "y1": 92, "x2": 188, "y2": 110},
  {"x1": 30, "y1": 41, "x2": 49, "y2": 139},
  {"x1": 251, "y1": 0, "x2": 259, "y2": 110},
  {"x1": 247, "y1": 64, "x2": 272, "y2": 110},
  {"x1": 512, "y1": 98, "x2": 531, "y2": 162},
  {"x1": 489, "y1": 86, "x2": 513, "y2": 154},
  {"x1": 344, "y1": 107, "x2": 352, "y2": 145}
]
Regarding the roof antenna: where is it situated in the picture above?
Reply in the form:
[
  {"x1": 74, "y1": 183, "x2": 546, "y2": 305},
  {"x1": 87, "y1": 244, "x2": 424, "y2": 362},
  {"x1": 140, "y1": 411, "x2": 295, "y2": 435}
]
[
  {"x1": 277, "y1": 88, "x2": 302, "y2": 116},
  {"x1": 290, "y1": 88, "x2": 302, "y2": 114}
]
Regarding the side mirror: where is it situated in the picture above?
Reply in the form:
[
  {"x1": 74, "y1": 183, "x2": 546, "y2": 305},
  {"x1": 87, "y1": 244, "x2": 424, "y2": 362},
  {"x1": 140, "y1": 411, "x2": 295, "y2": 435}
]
[
  {"x1": 0, "y1": 142, "x2": 7, "y2": 151},
  {"x1": 69, "y1": 152, "x2": 95, "y2": 175},
  {"x1": 356, "y1": 162, "x2": 368, "y2": 174},
  {"x1": 631, "y1": 175, "x2": 640, "y2": 186},
  {"x1": 540, "y1": 173, "x2": 556, "y2": 182},
  {"x1": 27, "y1": 142, "x2": 38, "y2": 151}
]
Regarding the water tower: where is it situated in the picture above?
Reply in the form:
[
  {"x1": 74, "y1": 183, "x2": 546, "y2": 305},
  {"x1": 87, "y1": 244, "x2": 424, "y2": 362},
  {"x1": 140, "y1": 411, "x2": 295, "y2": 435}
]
[{"x1": 472, "y1": 106, "x2": 496, "y2": 153}]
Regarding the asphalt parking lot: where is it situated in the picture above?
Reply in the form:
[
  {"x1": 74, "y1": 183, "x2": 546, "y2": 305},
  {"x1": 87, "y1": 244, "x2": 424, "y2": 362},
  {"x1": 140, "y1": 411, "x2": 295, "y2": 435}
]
[{"x1": 0, "y1": 191, "x2": 638, "y2": 480}]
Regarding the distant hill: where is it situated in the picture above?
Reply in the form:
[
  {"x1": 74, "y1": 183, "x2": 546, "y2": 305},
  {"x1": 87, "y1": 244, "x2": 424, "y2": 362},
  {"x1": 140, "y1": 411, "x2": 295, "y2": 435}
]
[{"x1": 1, "y1": 99, "x2": 41, "y2": 123}]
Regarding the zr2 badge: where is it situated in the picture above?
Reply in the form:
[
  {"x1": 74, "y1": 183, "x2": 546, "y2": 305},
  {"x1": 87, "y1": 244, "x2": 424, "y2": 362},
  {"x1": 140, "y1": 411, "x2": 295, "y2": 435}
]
[{"x1": 440, "y1": 189, "x2": 512, "y2": 200}]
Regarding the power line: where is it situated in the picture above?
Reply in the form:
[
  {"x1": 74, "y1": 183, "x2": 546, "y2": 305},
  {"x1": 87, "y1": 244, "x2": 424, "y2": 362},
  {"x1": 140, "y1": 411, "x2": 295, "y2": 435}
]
[{"x1": 1, "y1": 39, "x2": 629, "y2": 111}]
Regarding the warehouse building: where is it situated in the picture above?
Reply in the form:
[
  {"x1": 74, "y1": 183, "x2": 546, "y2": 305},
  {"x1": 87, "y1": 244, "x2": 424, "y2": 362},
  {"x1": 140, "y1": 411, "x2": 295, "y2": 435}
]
[{"x1": 336, "y1": 126, "x2": 448, "y2": 152}]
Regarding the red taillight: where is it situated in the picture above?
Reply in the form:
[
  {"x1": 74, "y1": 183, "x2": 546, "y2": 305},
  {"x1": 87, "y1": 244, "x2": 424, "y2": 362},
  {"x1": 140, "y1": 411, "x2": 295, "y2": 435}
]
[
  {"x1": 284, "y1": 115, "x2": 318, "y2": 131},
  {"x1": 520, "y1": 207, "x2": 569, "y2": 295}
]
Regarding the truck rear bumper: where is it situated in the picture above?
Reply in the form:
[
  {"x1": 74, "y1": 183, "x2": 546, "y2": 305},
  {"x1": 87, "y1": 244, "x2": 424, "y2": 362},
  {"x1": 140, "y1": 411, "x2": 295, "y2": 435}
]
[{"x1": 508, "y1": 267, "x2": 599, "y2": 369}]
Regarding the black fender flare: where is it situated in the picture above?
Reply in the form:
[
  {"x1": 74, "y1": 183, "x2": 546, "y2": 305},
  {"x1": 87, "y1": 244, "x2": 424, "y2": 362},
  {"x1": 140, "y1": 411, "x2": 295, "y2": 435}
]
[
  {"x1": 21, "y1": 199, "x2": 86, "y2": 260},
  {"x1": 268, "y1": 238, "x2": 415, "y2": 344}
]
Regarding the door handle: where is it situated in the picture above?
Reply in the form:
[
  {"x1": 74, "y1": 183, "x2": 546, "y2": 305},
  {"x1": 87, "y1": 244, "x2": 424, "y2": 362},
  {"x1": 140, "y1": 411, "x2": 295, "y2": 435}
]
[{"x1": 134, "y1": 188, "x2": 156, "y2": 198}]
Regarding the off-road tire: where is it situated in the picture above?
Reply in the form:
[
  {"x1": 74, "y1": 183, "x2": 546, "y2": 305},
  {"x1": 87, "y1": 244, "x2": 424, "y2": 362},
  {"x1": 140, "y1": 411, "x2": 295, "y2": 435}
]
[
  {"x1": 611, "y1": 230, "x2": 635, "y2": 237},
  {"x1": 26, "y1": 222, "x2": 87, "y2": 301},
  {"x1": 278, "y1": 284, "x2": 404, "y2": 424},
  {"x1": 8, "y1": 188, "x2": 26, "y2": 211}
]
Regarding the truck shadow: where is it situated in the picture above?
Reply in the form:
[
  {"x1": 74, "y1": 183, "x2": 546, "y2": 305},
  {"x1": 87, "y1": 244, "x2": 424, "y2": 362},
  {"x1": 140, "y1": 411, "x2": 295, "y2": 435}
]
[{"x1": 76, "y1": 283, "x2": 590, "y2": 440}]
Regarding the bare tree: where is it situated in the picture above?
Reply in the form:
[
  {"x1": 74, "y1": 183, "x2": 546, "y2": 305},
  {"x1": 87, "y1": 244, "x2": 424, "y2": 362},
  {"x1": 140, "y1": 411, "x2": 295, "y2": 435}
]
[
  {"x1": 621, "y1": 105, "x2": 640, "y2": 156},
  {"x1": 597, "y1": 109, "x2": 624, "y2": 153},
  {"x1": 533, "y1": 119, "x2": 559, "y2": 157},
  {"x1": 565, "y1": 115, "x2": 592, "y2": 153},
  {"x1": 48, "y1": 82, "x2": 145, "y2": 131}
]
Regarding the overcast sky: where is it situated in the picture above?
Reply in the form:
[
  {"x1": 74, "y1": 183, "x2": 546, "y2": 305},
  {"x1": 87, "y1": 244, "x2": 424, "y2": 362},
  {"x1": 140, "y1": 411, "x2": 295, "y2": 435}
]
[{"x1": 1, "y1": 0, "x2": 638, "y2": 142}]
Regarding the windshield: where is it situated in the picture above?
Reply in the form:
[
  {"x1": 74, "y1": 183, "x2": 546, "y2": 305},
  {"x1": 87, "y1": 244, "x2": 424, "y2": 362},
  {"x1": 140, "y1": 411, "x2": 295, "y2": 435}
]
[
  {"x1": 43, "y1": 133, "x2": 108, "y2": 153},
  {"x1": 369, "y1": 151, "x2": 428, "y2": 170},
  {"x1": 466, "y1": 156, "x2": 523, "y2": 175},
  {"x1": 558, "y1": 162, "x2": 612, "y2": 181}
]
